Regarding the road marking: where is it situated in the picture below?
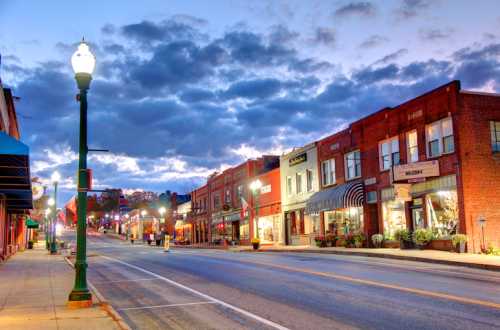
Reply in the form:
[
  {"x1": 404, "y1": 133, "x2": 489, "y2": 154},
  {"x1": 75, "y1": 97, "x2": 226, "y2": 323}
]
[
  {"x1": 118, "y1": 301, "x2": 217, "y2": 311},
  {"x1": 91, "y1": 277, "x2": 160, "y2": 285},
  {"x1": 100, "y1": 255, "x2": 290, "y2": 330}
]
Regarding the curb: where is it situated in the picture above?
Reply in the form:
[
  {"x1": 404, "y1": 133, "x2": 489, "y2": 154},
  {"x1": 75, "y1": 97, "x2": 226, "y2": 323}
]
[
  {"x1": 248, "y1": 249, "x2": 500, "y2": 272},
  {"x1": 64, "y1": 257, "x2": 132, "y2": 330}
]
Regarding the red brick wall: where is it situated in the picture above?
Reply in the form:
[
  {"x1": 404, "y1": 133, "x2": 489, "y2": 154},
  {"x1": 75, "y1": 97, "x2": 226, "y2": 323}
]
[{"x1": 457, "y1": 92, "x2": 500, "y2": 252}]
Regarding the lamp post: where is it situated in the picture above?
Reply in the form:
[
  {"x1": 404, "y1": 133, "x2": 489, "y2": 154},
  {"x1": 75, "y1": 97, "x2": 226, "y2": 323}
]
[
  {"x1": 50, "y1": 171, "x2": 60, "y2": 254},
  {"x1": 249, "y1": 179, "x2": 263, "y2": 239},
  {"x1": 124, "y1": 214, "x2": 130, "y2": 240},
  {"x1": 68, "y1": 40, "x2": 95, "y2": 307},
  {"x1": 158, "y1": 206, "x2": 166, "y2": 231},
  {"x1": 45, "y1": 208, "x2": 51, "y2": 250},
  {"x1": 47, "y1": 198, "x2": 55, "y2": 251}
]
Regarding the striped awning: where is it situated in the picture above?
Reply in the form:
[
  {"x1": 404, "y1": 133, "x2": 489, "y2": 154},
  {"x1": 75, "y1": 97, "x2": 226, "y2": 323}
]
[{"x1": 305, "y1": 181, "x2": 364, "y2": 214}]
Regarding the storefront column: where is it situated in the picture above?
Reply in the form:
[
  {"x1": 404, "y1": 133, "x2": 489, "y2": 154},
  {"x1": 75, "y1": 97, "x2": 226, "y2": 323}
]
[{"x1": 319, "y1": 211, "x2": 325, "y2": 236}]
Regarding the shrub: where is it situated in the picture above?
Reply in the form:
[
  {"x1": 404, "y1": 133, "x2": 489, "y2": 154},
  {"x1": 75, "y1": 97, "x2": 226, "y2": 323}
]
[
  {"x1": 485, "y1": 245, "x2": 500, "y2": 256},
  {"x1": 451, "y1": 234, "x2": 467, "y2": 247},
  {"x1": 394, "y1": 229, "x2": 411, "y2": 242},
  {"x1": 251, "y1": 238, "x2": 260, "y2": 245},
  {"x1": 413, "y1": 228, "x2": 434, "y2": 246},
  {"x1": 371, "y1": 234, "x2": 384, "y2": 247}
]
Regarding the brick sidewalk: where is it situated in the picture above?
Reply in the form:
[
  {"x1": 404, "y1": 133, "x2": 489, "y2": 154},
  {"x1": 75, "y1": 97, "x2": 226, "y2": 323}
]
[{"x1": 0, "y1": 241, "x2": 121, "y2": 330}]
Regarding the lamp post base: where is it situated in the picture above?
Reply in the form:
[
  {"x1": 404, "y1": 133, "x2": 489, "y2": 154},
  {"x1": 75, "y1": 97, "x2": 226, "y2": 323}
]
[
  {"x1": 68, "y1": 290, "x2": 92, "y2": 308},
  {"x1": 50, "y1": 242, "x2": 58, "y2": 255}
]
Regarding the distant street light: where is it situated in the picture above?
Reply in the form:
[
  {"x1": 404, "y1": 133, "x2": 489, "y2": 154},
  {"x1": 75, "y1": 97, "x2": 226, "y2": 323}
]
[
  {"x1": 45, "y1": 207, "x2": 51, "y2": 250},
  {"x1": 68, "y1": 40, "x2": 95, "y2": 307},
  {"x1": 249, "y1": 179, "x2": 263, "y2": 239},
  {"x1": 50, "y1": 171, "x2": 60, "y2": 255}
]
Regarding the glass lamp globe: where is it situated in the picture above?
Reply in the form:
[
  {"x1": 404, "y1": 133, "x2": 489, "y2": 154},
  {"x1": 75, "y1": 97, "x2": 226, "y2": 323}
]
[
  {"x1": 71, "y1": 42, "x2": 96, "y2": 75},
  {"x1": 250, "y1": 179, "x2": 262, "y2": 191},
  {"x1": 141, "y1": 210, "x2": 147, "y2": 217},
  {"x1": 51, "y1": 171, "x2": 61, "y2": 184},
  {"x1": 158, "y1": 206, "x2": 166, "y2": 215},
  {"x1": 48, "y1": 198, "x2": 55, "y2": 206}
]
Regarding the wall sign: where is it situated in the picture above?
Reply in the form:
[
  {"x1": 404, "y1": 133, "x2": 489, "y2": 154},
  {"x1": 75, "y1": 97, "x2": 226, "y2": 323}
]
[
  {"x1": 394, "y1": 184, "x2": 412, "y2": 202},
  {"x1": 289, "y1": 152, "x2": 307, "y2": 166},
  {"x1": 260, "y1": 184, "x2": 271, "y2": 194},
  {"x1": 364, "y1": 177, "x2": 376, "y2": 186},
  {"x1": 393, "y1": 160, "x2": 439, "y2": 181}
]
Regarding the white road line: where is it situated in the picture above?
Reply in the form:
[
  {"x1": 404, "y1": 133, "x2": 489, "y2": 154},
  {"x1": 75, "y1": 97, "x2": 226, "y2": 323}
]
[
  {"x1": 101, "y1": 255, "x2": 290, "y2": 330},
  {"x1": 118, "y1": 301, "x2": 217, "y2": 311},
  {"x1": 91, "y1": 277, "x2": 160, "y2": 285}
]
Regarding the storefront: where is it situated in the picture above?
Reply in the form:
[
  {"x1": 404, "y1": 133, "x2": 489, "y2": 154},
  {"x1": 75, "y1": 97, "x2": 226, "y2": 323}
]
[
  {"x1": 223, "y1": 212, "x2": 243, "y2": 243},
  {"x1": 380, "y1": 187, "x2": 407, "y2": 240},
  {"x1": 255, "y1": 214, "x2": 282, "y2": 244},
  {"x1": 174, "y1": 220, "x2": 192, "y2": 244},
  {"x1": 324, "y1": 207, "x2": 364, "y2": 237}
]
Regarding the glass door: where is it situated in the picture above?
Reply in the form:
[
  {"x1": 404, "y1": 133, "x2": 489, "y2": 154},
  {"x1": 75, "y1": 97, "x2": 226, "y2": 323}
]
[{"x1": 412, "y1": 207, "x2": 424, "y2": 230}]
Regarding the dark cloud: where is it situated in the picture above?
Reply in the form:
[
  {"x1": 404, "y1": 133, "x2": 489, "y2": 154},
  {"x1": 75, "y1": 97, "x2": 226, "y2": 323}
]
[
  {"x1": 352, "y1": 64, "x2": 399, "y2": 84},
  {"x1": 121, "y1": 19, "x2": 203, "y2": 45},
  {"x1": 334, "y1": 2, "x2": 376, "y2": 18},
  {"x1": 373, "y1": 48, "x2": 408, "y2": 65},
  {"x1": 419, "y1": 28, "x2": 453, "y2": 41},
  {"x1": 101, "y1": 24, "x2": 116, "y2": 35},
  {"x1": 396, "y1": 0, "x2": 431, "y2": 19},
  {"x1": 359, "y1": 35, "x2": 389, "y2": 49},
  {"x1": 178, "y1": 88, "x2": 215, "y2": 103},
  {"x1": 312, "y1": 28, "x2": 336, "y2": 46},
  {"x1": 317, "y1": 79, "x2": 356, "y2": 103},
  {"x1": 269, "y1": 25, "x2": 299, "y2": 44},
  {"x1": 223, "y1": 78, "x2": 282, "y2": 100}
]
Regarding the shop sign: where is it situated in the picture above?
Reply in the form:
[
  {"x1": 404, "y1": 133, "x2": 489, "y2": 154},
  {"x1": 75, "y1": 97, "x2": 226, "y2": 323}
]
[
  {"x1": 394, "y1": 184, "x2": 412, "y2": 202},
  {"x1": 289, "y1": 152, "x2": 307, "y2": 166},
  {"x1": 364, "y1": 177, "x2": 376, "y2": 186},
  {"x1": 260, "y1": 184, "x2": 271, "y2": 194},
  {"x1": 393, "y1": 160, "x2": 439, "y2": 181}
]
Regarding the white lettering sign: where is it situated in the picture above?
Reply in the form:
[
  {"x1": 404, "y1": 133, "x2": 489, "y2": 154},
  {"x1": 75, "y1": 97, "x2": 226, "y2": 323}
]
[
  {"x1": 393, "y1": 160, "x2": 439, "y2": 181},
  {"x1": 260, "y1": 184, "x2": 271, "y2": 194}
]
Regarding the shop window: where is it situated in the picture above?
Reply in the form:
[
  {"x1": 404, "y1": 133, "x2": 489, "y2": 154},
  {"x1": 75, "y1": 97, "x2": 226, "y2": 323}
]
[
  {"x1": 239, "y1": 220, "x2": 249, "y2": 240},
  {"x1": 306, "y1": 169, "x2": 313, "y2": 192},
  {"x1": 407, "y1": 130, "x2": 418, "y2": 163},
  {"x1": 366, "y1": 191, "x2": 377, "y2": 204},
  {"x1": 491, "y1": 121, "x2": 500, "y2": 152},
  {"x1": 286, "y1": 176, "x2": 292, "y2": 196},
  {"x1": 257, "y1": 216, "x2": 275, "y2": 243},
  {"x1": 426, "y1": 117, "x2": 454, "y2": 158},
  {"x1": 345, "y1": 150, "x2": 361, "y2": 180},
  {"x1": 321, "y1": 159, "x2": 336, "y2": 186},
  {"x1": 296, "y1": 173, "x2": 303, "y2": 194},
  {"x1": 382, "y1": 200, "x2": 406, "y2": 240},
  {"x1": 425, "y1": 190, "x2": 458, "y2": 237},
  {"x1": 324, "y1": 207, "x2": 364, "y2": 236},
  {"x1": 379, "y1": 137, "x2": 400, "y2": 170}
]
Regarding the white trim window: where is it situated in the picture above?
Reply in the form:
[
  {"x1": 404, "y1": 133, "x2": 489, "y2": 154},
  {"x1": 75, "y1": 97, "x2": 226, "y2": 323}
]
[
  {"x1": 407, "y1": 130, "x2": 418, "y2": 163},
  {"x1": 286, "y1": 176, "x2": 292, "y2": 196},
  {"x1": 379, "y1": 137, "x2": 400, "y2": 170},
  {"x1": 426, "y1": 117, "x2": 454, "y2": 158},
  {"x1": 306, "y1": 169, "x2": 314, "y2": 192},
  {"x1": 321, "y1": 159, "x2": 336, "y2": 186},
  {"x1": 296, "y1": 172, "x2": 303, "y2": 194},
  {"x1": 345, "y1": 150, "x2": 361, "y2": 180},
  {"x1": 491, "y1": 121, "x2": 500, "y2": 152}
]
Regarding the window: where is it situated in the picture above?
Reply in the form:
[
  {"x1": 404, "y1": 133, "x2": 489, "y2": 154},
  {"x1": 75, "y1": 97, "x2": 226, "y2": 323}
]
[
  {"x1": 236, "y1": 185, "x2": 243, "y2": 201},
  {"x1": 366, "y1": 191, "x2": 377, "y2": 204},
  {"x1": 296, "y1": 173, "x2": 303, "y2": 194},
  {"x1": 225, "y1": 189, "x2": 231, "y2": 204},
  {"x1": 407, "y1": 130, "x2": 418, "y2": 163},
  {"x1": 345, "y1": 150, "x2": 361, "y2": 180},
  {"x1": 286, "y1": 176, "x2": 292, "y2": 196},
  {"x1": 379, "y1": 137, "x2": 400, "y2": 170},
  {"x1": 203, "y1": 198, "x2": 207, "y2": 210},
  {"x1": 213, "y1": 194, "x2": 220, "y2": 209},
  {"x1": 426, "y1": 117, "x2": 454, "y2": 157},
  {"x1": 491, "y1": 121, "x2": 500, "y2": 152},
  {"x1": 306, "y1": 169, "x2": 313, "y2": 192},
  {"x1": 321, "y1": 159, "x2": 336, "y2": 186}
]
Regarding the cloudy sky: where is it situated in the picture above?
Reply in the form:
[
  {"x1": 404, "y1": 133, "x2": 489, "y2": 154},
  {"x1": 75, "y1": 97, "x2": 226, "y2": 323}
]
[{"x1": 1, "y1": 0, "x2": 499, "y2": 205}]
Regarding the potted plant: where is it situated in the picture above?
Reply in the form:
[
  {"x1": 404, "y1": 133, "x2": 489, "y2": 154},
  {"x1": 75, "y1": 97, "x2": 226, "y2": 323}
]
[
  {"x1": 344, "y1": 233, "x2": 355, "y2": 248},
  {"x1": 395, "y1": 229, "x2": 413, "y2": 249},
  {"x1": 413, "y1": 228, "x2": 434, "y2": 249},
  {"x1": 326, "y1": 234, "x2": 337, "y2": 247},
  {"x1": 451, "y1": 234, "x2": 467, "y2": 253},
  {"x1": 27, "y1": 240, "x2": 34, "y2": 249},
  {"x1": 371, "y1": 234, "x2": 383, "y2": 248},
  {"x1": 353, "y1": 233, "x2": 365, "y2": 248},
  {"x1": 314, "y1": 236, "x2": 327, "y2": 248},
  {"x1": 251, "y1": 238, "x2": 260, "y2": 250}
]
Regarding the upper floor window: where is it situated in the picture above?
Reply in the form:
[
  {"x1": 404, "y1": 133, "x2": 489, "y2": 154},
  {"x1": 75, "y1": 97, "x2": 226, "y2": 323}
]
[
  {"x1": 345, "y1": 150, "x2": 361, "y2": 180},
  {"x1": 213, "y1": 194, "x2": 221, "y2": 209},
  {"x1": 286, "y1": 176, "x2": 292, "y2": 196},
  {"x1": 225, "y1": 189, "x2": 231, "y2": 204},
  {"x1": 306, "y1": 169, "x2": 313, "y2": 192},
  {"x1": 426, "y1": 117, "x2": 454, "y2": 158},
  {"x1": 296, "y1": 173, "x2": 303, "y2": 194},
  {"x1": 236, "y1": 185, "x2": 244, "y2": 201},
  {"x1": 321, "y1": 159, "x2": 336, "y2": 186},
  {"x1": 491, "y1": 121, "x2": 500, "y2": 152},
  {"x1": 379, "y1": 137, "x2": 400, "y2": 170},
  {"x1": 203, "y1": 197, "x2": 207, "y2": 210},
  {"x1": 407, "y1": 130, "x2": 418, "y2": 163}
]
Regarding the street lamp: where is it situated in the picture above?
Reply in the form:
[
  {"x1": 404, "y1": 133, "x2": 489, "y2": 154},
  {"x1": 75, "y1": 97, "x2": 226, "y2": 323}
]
[
  {"x1": 45, "y1": 207, "x2": 51, "y2": 250},
  {"x1": 68, "y1": 40, "x2": 95, "y2": 307},
  {"x1": 249, "y1": 179, "x2": 262, "y2": 239},
  {"x1": 158, "y1": 206, "x2": 166, "y2": 231},
  {"x1": 50, "y1": 171, "x2": 60, "y2": 255}
]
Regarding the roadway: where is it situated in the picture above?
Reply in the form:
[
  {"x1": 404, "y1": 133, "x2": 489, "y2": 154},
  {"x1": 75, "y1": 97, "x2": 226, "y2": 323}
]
[{"x1": 65, "y1": 231, "x2": 500, "y2": 330}]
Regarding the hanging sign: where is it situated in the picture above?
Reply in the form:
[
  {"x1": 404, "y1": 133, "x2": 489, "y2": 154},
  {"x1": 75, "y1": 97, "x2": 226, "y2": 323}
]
[
  {"x1": 289, "y1": 153, "x2": 307, "y2": 166},
  {"x1": 394, "y1": 184, "x2": 412, "y2": 202}
]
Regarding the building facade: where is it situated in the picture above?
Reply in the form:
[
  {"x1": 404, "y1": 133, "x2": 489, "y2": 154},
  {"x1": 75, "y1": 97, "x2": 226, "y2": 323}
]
[
  {"x1": 307, "y1": 81, "x2": 500, "y2": 252},
  {"x1": 280, "y1": 143, "x2": 320, "y2": 246}
]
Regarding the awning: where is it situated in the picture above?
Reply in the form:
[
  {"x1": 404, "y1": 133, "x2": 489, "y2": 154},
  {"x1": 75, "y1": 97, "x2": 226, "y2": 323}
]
[
  {"x1": 26, "y1": 218, "x2": 39, "y2": 229},
  {"x1": 305, "y1": 181, "x2": 364, "y2": 214},
  {"x1": 0, "y1": 132, "x2": 32, "y2": 211}
]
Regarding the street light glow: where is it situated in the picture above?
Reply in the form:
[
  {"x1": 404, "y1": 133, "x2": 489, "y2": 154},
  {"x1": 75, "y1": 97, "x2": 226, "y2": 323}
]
[
  {"x1": 45, "y1": 208, "x2": 51, "y2": 216},
  {"x1": 51, "y1": 171, "x2": 61, "y2": 184},
  {"x1": 47, "y1": 197, "x2": 55, "y2": 206},
  {"x1": 158, "y1": 206, "x2": 166, "y2": 216},
  {"x1": 71, "y1": 41, "x2": 96, "y2": 75},
  {"x1": 249, "y1": 179, "x2": 263, "y2": 192},
  {"x1": 141, "y1": 210, "x2": 147, "y2": 217}
]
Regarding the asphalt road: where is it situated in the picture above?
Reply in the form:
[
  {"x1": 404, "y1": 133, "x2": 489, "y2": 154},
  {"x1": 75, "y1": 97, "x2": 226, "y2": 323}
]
[{"x1": 64, "y1": 231, "x2": 500, "y2": 330}]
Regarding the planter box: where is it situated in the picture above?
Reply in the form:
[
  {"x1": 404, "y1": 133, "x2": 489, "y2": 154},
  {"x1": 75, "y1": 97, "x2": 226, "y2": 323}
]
[
  {"x1": 429, "y1": 239, "x2": 453, "y2": 251},
  {"x1": 383, "y1": 240, "x2": 400, "y2": 249},
  {"x1": 400, "y1": 240, "x2": 414, "y2": 250}
]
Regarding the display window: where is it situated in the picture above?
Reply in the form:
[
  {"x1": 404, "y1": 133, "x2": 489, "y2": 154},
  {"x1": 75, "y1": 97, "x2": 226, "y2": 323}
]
[
  {"x1": 324, "y1": 207, "x2": 364, "y2": 236},
  {"x1": 239, "y1": 219, "x2": 249, "y2": 240},
  {"x1": 382, "y1": 200, "x2": 406, "y2": 240},
  {"x1": 257, "y1": 216, "x2": 274, "y2": 243},
  {"x1": 425, "y1": 189, "x2": 458, "y2": 237}
]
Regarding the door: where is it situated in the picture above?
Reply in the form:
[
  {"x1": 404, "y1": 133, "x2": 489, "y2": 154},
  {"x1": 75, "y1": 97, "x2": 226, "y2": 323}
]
[
  {"x1": 284, "y1": 212, "x2": 291, "y2": 245},
  {"x1": 412, "y1": 207, "x2": 424, "y2": 230}
]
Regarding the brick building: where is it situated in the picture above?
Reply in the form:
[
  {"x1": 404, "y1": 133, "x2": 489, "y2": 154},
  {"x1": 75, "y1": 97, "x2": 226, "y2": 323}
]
[{"x1": 306, "y1": 81, "x2": 500, "y2": 252}]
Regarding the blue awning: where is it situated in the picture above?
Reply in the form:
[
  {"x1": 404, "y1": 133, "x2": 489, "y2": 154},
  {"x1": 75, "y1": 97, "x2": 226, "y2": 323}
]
[
  {"x1": 305, "y1": 181, "x2": 364, "y2": 214},
  {"x1": 0, "y1": 132, "x2": 32, "y2": 211}
]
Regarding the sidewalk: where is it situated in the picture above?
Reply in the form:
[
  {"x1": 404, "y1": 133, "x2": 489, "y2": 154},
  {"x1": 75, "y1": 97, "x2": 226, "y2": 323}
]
[
  {"x1": 177, "y1": 244, "x2": 500, "y2": 271},
  {"x1": 0, "y1": 241, "x2": 122, "y2": 330}
]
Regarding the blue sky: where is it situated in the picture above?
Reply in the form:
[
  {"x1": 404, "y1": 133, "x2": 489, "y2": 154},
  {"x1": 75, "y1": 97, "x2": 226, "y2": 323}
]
[{"x1": 1, "y1": 0, "x2": 499, "y2": 205}]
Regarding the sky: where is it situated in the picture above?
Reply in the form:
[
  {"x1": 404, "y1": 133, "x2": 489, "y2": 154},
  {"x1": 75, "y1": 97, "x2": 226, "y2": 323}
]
[{"x1": 0, "y1": 0, "x2": 499, "y2": 206}]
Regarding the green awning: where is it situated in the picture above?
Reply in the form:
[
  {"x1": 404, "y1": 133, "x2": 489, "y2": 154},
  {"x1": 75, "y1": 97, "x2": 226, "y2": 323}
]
[
  {"x1": 0, "y1": 131, "x2": 29, "y2": 156},
  {"x1": 26, "y1": 218, "x2": 39, "y2": 229}
]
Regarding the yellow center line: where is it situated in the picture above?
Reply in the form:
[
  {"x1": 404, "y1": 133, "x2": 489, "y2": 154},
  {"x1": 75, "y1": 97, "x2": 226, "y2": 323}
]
[{"x1": 174, "y1": 250, "x2": 500, "y2": 310}]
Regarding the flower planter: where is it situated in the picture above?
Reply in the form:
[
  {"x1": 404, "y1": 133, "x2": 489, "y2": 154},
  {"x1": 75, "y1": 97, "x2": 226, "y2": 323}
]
[
  {"x1": 429, "y1": 239, "x2": 453, "y2": 251},
  {"x1": 383, "y1": 240, "x2": 400, "y2": 249},
  {"x1": 400, "y1": 240, "x2": 413, "y2": 250},
  {"x1": 27, "y1": 241, "x2": 34, "y2": 249},
  {"x1": 252, "y1": 243, "x2": 260, "y2": 250}
]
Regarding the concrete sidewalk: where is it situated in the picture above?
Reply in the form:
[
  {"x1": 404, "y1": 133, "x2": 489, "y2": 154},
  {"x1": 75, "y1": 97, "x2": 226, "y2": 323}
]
[
  {"x1": 0, "y1": 241, "x2": 122, "y2": 330},
  {"x1": 175, "y1": 244, "x2": 500, "y2": 271}
]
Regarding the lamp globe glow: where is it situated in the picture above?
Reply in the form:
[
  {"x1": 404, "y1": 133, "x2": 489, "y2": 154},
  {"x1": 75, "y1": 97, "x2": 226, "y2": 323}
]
[
  {"x1": 45, "y1": 208, "x2": 51, "y2": 216},
  {"x1": 158, "y1": 206, "x2": 166, "y2": 216},
  {"x1": 141, "y1": 210, "x2": 147, "y2": 217},
  {"x1": 249, "y1": 179, "x2": 263, "y2": 192},
  {"x1": 51, "y1": 171, "x2": 61, "y2": 184},
  {"x1": 48, "y1": 197, "x2": 55, "y2": 206},
  {"x1": 71, "y1": 41, "x2": 96, "y2": 75}
]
